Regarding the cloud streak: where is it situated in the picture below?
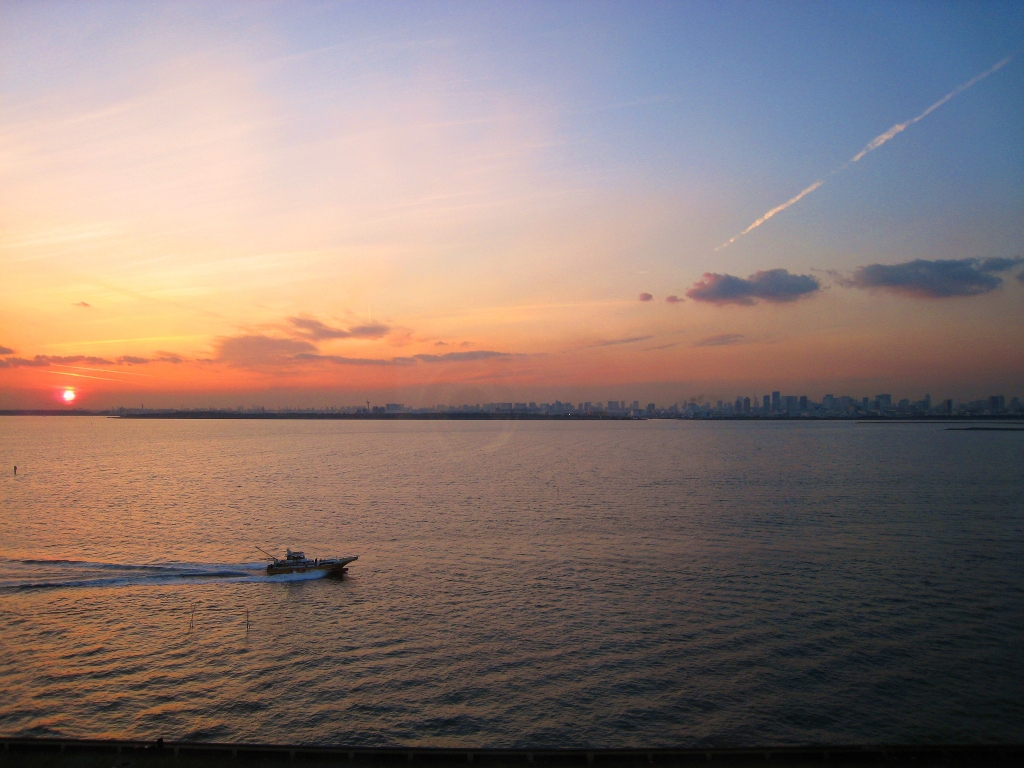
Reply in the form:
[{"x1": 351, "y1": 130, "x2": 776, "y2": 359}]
[
  {"x1": 716, "y1": 57, "x2": 1012, "y2": 250},
  {"x1": 694, "y1": 334, "x2": 745, "y2": 347},
  {"x1": 588, "y1": 335, "x2": 655, "y2": 348}
]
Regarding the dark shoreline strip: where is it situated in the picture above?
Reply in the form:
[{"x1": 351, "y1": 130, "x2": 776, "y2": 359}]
[
  {"x1": 945, "y1": 427, "x2": 1024, "y2": 431},
  {"x1": 1, "y1": 737, "x2": 1021, "y2": 767}
]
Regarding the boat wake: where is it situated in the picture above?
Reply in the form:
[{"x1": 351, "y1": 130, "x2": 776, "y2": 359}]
[{"x1": 1, "y1": 559, "x2": 331, "y2": 593}]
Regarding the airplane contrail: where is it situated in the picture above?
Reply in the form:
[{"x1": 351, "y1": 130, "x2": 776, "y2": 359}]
[
  {"x1": 716, "y1": 56, "x2": 1012, "y2": 251},
  {"x1": 715, "y1": 181, "x2": 823, "y2": 251},
  {"x1": 40, "y1": 369, "x2": 120, "y2": 382},
  {"x1": 847, "y1": 56, "x2": 1011, "y2": 164}
]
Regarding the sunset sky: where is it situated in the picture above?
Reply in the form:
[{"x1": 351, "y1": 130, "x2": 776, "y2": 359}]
[{"x1": 2, "y1": 1, "x2": 1022, "y2": 409}]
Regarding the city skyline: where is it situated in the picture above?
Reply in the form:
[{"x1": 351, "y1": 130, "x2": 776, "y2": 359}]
[
  {"x1": 22, "y1": 388, "x2": 1021, "y2": 420},
  {"x1": 2, "y1": 2, "x2": 1022, "y2": 409}
]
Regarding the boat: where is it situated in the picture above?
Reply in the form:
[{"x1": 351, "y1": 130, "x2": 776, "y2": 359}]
[{"x1": 256, "y1": 547, "x2": 358, "y2": 576}]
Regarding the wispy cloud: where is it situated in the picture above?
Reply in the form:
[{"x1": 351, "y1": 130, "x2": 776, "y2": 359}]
[
  {"x1": 73, "y1": 301, "x2": 92, "y2": 308},
  {"x1": 841, "y1": 256, "x2": 1023, "y2": 298},
  {"x1": 297, "y1": 350, "x2": 514, "y2": 366},
  {"x1": 0, "y1": 346, "x2": 13, "y2": 355},
  {"x1": 412, "y1": 351, "x2": 511, "y2": 363},
  {"x1": 216, "y1": 335, "x2": 317, "y2": 367},
  {"x1": 665, "y1": 295, "x2": 683, "y2": 304},
  {"x1": 639, "y1": 292, "x2": 653, "y2": 302},
  {"x1": 716, "y1": 57, "x2": 1012, "y2": 250},
  {"x1": 694, "y1": 334, "x2": 745, "y2": 347},
  {"x1": 687, "y1": 269, "x2": 820, "y2": 306},
  {"x1": 287, "y1": 316, "x2": 391, "y2": 340}
]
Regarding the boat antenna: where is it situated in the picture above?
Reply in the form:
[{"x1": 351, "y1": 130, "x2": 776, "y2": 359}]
[{"x1": 255, "y1": 546, "x2": 276, "y2": 561}]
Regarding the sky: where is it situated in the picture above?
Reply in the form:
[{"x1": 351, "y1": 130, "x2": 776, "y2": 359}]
[{"x1": 1, "y1": 1, "x2": 1022, "y2": 409}]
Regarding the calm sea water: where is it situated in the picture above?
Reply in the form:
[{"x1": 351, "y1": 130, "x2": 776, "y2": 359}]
[{"x1": 0, "y1": 417, "x2": 1022, "y2": 747}]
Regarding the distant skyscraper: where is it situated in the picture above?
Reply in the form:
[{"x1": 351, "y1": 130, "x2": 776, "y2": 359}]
[
  {"x1": 763, "y1": 395, "x2": 770, "y2": 412},
  {"x1": 771, "y1": 391, "x2": 781, "y2": 413},
  {"x1": 743, "y1": 397, "x2": 750, "y2": 413},
  {"x1": 799, "y1": 395, "x2": 808, "y2": 410}
]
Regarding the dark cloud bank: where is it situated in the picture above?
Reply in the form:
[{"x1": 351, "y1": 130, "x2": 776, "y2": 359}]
[
  {"x1": 672, "y1": 257, "x2": 1022, "y2": 308},
  {"x1": 0, "y1": 353, "x2": 185, "y2": 368},
  {"x1": 686, "y1": 269, "x2": 820, "y2": 306},
  {"x1": 842, "y1": 257, "x2": 1023, "y2": 298}
]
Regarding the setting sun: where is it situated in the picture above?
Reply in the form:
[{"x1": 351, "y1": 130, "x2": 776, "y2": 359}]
[{"x1": 62, "y1": 389, "x2": 76, "y2": 402}]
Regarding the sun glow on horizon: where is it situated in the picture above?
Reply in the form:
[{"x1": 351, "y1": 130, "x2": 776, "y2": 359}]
[{"x1": 62, "y1": 389, "x2": 76, "y2": 403}]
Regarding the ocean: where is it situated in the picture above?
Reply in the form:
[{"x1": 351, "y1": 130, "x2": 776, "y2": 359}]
[{"x1": 1, "y1": 417, "x2": 1021, "y2": 746}]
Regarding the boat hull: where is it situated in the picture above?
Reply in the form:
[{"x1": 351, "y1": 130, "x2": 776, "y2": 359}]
[{"x1": 265, "y1": 556, "x2": 357, "y2": 576}]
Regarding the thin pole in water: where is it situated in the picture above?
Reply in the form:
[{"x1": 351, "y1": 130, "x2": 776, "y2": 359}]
[
  {"x1": 189, "y1": 604, "x2": 195, "y2": 633},
  {"x1": 245, "y1": 609, "x2": 250, "y2": 635}
]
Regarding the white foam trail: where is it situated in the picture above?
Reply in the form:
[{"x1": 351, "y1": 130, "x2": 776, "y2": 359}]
[
  {"x1": 716, "y1": 57, "x2": 1012, "y2": 250},
  {"x1": 1, "y1": 559, "x2": 330, "y2": 591}
]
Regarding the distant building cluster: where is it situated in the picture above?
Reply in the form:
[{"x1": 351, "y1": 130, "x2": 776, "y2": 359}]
[
  {"x1": 675, "y1": 392, "x2": 1023, "y2": 419},
  {"x1": 107, "y1": 393, "x2": 1022, "y2": 418}
]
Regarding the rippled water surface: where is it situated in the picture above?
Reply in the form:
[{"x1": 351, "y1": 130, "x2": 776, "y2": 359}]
[{"x1": 1, "y1": 417, "x2": 1022, "y2": 746}]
